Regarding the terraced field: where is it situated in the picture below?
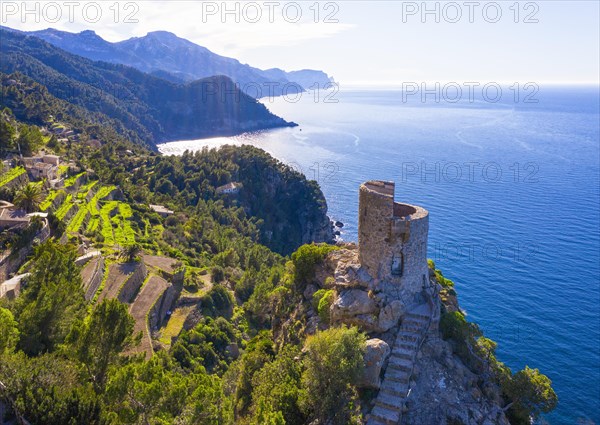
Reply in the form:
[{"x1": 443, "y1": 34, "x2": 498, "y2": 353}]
[
  {"x1": 158, "y1": 305, "x2": 194, "y2": 346},
  {"x1": 97, "y1": 262, "x2": 140, "y2": 303},
  {"x1": 55, "y1": 194, "x2": 74, "y2": 220},
  {"x1": 0, "y1": 166, "x2": 25, "y2": 188},
  {"x1": 67, "y1": 204, "x2": 89, "y2": 233},
  {"x1": 47, "y1": 183, "x2": 137, "y2": 249},
  {"x1": 76, "y1": 180, "x2": 98, "y2": 200},
  {"x1": 129, "y1": 275, "x2": 170, "y2": 358},
  {"x1": 40, "y1": 190, "x2": 61, "y2": 211},
  {"x1": 64, "y1": 172, "x2": 86, "y2": 188}
]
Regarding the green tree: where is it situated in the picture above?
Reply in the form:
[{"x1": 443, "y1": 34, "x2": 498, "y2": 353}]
[
  {"x1": 67, "y1": 298, "x2": 137, "y2": 392},
  {"x1": 0, "y1": 351, "x2": 102, "y2": 425},
  {"x1": 503, "y1": 366, "x2": 558, "y2": 423},
  {"x1": 299, "y1": 326, "x2": 366, "y2": 425},
  {"x1": 250, "y1": 346, "x2": 304, "y2": 425},
  {"x1": 16, "y1": 123, "x2": 44, "y2": 156},
  {"x1": 119, "y1": 242, "x2": 142, "y2": 262},
  {"x1": 0, "y1": 108, "x2": 16, "y2": 151},
  {"x1": 291, "y1": 243, "x2": 338, "y2": 290},
  {"x1": 15, "y1": 241, "x2": 86, "y2": 355},
  {"x1": 253, "y1": 401, "x2": 286, "y2": 425},
  {"x1": 235, "y1": 332, "x2": 276, "y2": 416},
  {"x1": 105, "y1": 353, "x2": 231, "y2": 425},
  {"x1": 0, "y1": 307, "x2": 19, "y2": 353},
  {"x1": 14, "y1": 182, "x2": 44, "y2": 213}
]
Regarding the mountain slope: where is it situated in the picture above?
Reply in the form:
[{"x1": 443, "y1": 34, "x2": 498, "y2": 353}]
[
  {"x1": 20, "y1": 27, "x2": 333, "y2": 96},
  {"x1": 0, "y1": 29, "x2": 295, "y2": 147}
]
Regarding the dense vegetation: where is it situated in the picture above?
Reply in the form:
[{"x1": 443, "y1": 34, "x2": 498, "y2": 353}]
[
  {"x1": 1, "y1": 73, "x2": 145, "y2": 148},
  {"x1": 0, "y1": 79, "x2": 351, "y2": 423},
  {"x1": 0, "y1": 238, "x2": 367, "y2": 425}
]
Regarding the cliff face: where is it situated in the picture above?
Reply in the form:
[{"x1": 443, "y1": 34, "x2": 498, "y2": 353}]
[
  {"x1": 223, "y1": 146, "x2": 334, "y2": 255},
  {"x1": 239, "y1": 164, "x2": 334, "y2": 255}
]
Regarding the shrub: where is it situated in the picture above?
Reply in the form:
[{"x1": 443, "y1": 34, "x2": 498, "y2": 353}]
[
  {"x1": 435, "y1": 268, "x2": 455, "y2": 288},
  {"x1": 440, "y1": 311, "x2": 469, "y2": 342},
  {"x1": 211, "y1": 265, "x2": 225, "y2": 283},
  {"x1": 201, "y1": 284, "x2": 233, "y2": 318},
  {"x1": 317, "y1": 290, "x2": 335, "y2": 324},
  {"x1": 312, "y1": 289, "x2": 335, "y2": 324},
  {"x1": 299, "y1": 326, "x2": 366, "y2": 424},
  {"x1": 291, "y1": 244, "x2": 338, "y2": 289}
]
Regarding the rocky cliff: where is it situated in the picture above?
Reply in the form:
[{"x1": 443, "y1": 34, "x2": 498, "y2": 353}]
[{"x1": 292, "y1": 243, "x2": 509, "y2": 425}]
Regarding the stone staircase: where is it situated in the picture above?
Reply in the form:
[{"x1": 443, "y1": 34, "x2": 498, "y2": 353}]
[{"x1": 366, "y1": 303, "x2": 432, "y2": 425}]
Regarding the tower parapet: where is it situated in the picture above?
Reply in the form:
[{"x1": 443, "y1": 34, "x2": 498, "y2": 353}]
[{"x1": 358, "y1": 181, "x2": 429, "y2": 301}]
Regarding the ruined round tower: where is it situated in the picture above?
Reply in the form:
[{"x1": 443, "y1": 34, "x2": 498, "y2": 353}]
[{"x1": 358, "y1": 181, "x2": 429, "y2": 302}]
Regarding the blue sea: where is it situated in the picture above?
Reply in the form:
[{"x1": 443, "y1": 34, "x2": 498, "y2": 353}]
[{"x1": 159, "y1": 86, "x2": 600, "y2": 424}]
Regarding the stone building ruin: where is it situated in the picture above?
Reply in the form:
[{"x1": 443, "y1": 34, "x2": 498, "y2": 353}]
[{"x1": 358, "y1": 180, "x2": 429, "y2": 305}]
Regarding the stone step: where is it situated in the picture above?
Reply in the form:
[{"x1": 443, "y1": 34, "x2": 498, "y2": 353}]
[
  {"x1": 403, "y1": 317, "x2": 428, "y2": 326},
  {"x1": 365, "y1": 416, "x2": 389, "y2": 425},
  {"x1": 405, "y1": 312, "x2": 430, "y2": 321},
  {"x1": 388, "y1": 355, "x2": 412, "y2": 370},
  {"x1": 384, "y1": 365, "x2": 410, "y2": 382},
  {"x1": 398, "y1": 329, "x2": 421, "y2": 336},
  {"x1": 400, "y1": 325, "x2": 423, "y2": 334},
  {"x1": 392, "y1": 350, "x2": 413, "y2": 360},
  {"x1": 396, "y1": 332, "x2": 420, "y2": 342},
  {"x1": 395, "y1": 340, "x2": 418, "y2": 351},
  {"x1": 401, "y1": 320, "x2": 425, "y2": 328},
  {"x1": 380, "y1": 380, "x2": 409, "y2": 398},
  {"x1": 390, "y1": 352, "x2": 413, "y2": 362},
  {"x1": 368, "y1": 405, "x2": 401, "y2": 425},
  {"x1": 375, "y1": 391, "x2": 403, "y2": 411}
]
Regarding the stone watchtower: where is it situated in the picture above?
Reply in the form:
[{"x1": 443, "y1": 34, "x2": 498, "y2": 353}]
[{"x1": 358, "y1": 181, "x2": 429, "y2": 301}]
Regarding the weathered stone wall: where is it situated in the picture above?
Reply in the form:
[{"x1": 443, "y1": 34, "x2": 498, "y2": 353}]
[
  {"x1": 358, "y1": 181, "x2": 429, "y2": 304},
  {"x1": 149, "y1": 283, "x2": 179, "y2": 330},
  {"x1": 83, "y1": 256, "x2": 105, "y2": 301},
  {"x1": 50, "y1": 191, "x2": 67, "y2": 211},
  {"x1": 2, "y1": 173, "x2": 29, "y2": 190},
  {"x1": 358, "y1": 181, "x2": 395, "y2": 278},
  {"x1": 65, "y1": 173, "x2": 88, "y2": 194},
  {"x1": 117, "y1": 261, "x2": 147, "y2": 304}
]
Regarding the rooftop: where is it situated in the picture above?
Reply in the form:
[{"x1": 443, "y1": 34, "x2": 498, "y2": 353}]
[
  {"x1": 216, "y1": 182, "x2": 240, "y2": 193},
  {"x1": 0, "y1": 208, "x2": 29, "y2": 223},
  {"x1": 149, "y1": 204, "x2": 174, "y2": 215}
]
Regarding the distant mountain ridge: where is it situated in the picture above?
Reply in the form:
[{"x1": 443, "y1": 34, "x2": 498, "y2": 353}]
[
  {"x1": 9, "y1": 27, "x2": 334, "y2": 97},
  {"x1": 0, "y1": 28, "x2": 295, "y2": 147}
]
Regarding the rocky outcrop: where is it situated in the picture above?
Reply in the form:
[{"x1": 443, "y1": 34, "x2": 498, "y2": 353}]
[
  {"x1": 325, "y1": 246, "x2": 411, "y2": 333},
  {"x1": 226, "y1": 145, "x2": 335, "y2": 255},
  {"x1": 307, "y1": 245, "x2": 509, "y2": 425},
  {"x1": 359, "y1": 338, "x2": 391, "y2": 390},
  {"x1": 401, "y1": 335, "x2": 509, "y2": 425},
  {"x1": 331, "y1": 289, "x2": 378, "y2": 320}
]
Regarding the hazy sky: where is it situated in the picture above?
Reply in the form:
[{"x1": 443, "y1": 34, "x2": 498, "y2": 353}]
[{"x1": 2, "y1": 1, "x2": 599, "y2": 85}]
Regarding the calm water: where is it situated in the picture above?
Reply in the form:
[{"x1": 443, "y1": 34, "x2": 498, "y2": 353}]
[{"x1": 159, "y1": 87, "x2": 600, "y2": 424}]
